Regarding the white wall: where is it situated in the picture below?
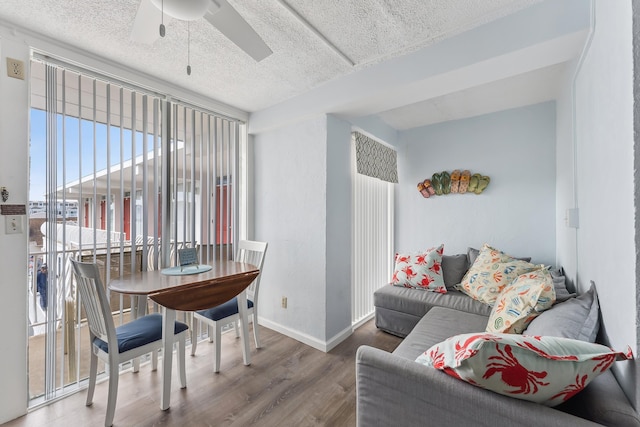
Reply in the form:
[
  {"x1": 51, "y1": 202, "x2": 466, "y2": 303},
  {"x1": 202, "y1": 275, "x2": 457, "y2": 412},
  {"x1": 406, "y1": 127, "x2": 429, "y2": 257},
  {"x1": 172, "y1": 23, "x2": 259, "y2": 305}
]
[
  {"x1": 0, "y1": 34, "x2": 30, "y2": 423},
  {"x1": 325, "y1": 115, "x2": 352, "y2": 340},
  {"x1": 253, "y1": 116, "x2": 330, "y2": 347},
  {"x1": 570, "y1": 0, "x2": 637, "y2": 405},
  {"x1": 396, "y1": 102, "x2": 557, "y2": 265}
]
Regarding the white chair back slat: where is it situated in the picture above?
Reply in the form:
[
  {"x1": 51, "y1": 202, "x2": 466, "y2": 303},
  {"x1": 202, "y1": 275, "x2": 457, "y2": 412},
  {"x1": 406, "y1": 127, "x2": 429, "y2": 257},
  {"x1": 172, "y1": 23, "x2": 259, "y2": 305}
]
[
  {"x1": 70, "y1": 259, "x2": 117, "y2": 346},
  {"x1": 235, "y1": 240, "x2": 267, "y2": 301},
  {"x1": 70, "y1": 257, "x2": 188, "y2": 426}
]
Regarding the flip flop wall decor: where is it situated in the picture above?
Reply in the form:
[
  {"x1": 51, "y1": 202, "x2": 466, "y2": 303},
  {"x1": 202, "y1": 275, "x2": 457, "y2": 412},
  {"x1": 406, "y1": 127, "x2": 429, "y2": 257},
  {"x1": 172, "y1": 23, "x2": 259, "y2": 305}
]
[{"x1": 417, "y1": 170, "x2": 489, "y2": 198}]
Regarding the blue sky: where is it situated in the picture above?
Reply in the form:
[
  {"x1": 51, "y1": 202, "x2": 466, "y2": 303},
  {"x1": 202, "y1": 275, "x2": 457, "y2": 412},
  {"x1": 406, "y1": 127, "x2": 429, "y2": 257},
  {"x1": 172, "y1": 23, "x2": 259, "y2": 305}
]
[{"x1": 30, "y1": 109, "x2": 145, "y2": 201}]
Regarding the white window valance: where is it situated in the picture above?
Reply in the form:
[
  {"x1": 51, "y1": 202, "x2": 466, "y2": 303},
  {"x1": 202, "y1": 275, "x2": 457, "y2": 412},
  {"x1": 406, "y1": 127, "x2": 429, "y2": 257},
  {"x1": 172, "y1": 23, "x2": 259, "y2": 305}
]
[{"x1": 353, "y1": 132, "x2": 398, "y2": 184}]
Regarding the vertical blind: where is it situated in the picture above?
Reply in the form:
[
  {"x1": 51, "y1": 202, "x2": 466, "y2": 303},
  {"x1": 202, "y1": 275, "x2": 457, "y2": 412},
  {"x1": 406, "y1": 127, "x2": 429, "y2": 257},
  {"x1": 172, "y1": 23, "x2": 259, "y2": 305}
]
[{"x1": 351, "y1": 132, "x2": 395, "y2": 326}]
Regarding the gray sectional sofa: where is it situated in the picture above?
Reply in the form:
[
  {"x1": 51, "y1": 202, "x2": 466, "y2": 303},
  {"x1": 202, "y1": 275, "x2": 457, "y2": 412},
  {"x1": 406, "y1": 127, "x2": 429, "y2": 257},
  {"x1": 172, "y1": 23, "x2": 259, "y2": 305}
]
[{"x1": 356, "y1": 251, "x2": 640, "y2": 426}]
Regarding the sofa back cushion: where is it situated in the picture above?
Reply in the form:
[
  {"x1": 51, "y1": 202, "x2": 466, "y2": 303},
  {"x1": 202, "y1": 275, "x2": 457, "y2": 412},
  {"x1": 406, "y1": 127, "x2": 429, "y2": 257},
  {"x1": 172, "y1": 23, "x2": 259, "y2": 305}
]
[
  {"x1": 442, "y1": 253, "x2": 469, "y2": 290},
  {"x1": 524, "y1": 281, "x2": 599, "y2": 342},
  {"x1": 549, "y1": 267, "x2": 577, "y2": 302}
]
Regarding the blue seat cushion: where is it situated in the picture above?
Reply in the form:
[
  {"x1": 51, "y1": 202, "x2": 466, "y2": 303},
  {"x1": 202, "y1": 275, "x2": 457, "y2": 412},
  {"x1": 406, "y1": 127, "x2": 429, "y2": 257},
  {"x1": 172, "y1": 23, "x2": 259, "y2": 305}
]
[
  {"x1": 197, "y1": 298, "x2": 254, "y2": 322},
  {"x1": 93, "y1": 313, "x2": 189, "y2": 354}
]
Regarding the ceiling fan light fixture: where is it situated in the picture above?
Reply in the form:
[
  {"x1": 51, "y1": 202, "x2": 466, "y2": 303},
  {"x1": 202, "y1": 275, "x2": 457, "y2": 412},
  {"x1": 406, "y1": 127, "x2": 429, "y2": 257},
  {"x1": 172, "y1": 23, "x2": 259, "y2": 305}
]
[
  {"x1": 187, "y1": 21, "x2": 192, "y2": 76},
  {"x1": 150, "y1": 0, "x2": 211, "y2": 21},
  {"x1": 159, "y1": 0, "x2": 165, "y2": 36},
  {"x1": 132, "y1": 0, "x2": 272, "y2": 62}
]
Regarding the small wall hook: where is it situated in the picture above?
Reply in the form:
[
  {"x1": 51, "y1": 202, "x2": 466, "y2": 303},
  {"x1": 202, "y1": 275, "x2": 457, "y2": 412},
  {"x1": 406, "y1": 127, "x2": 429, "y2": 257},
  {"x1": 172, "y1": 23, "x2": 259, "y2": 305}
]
[{"x1": 1, "y1": 187, "x2": 8, "y2": 202}]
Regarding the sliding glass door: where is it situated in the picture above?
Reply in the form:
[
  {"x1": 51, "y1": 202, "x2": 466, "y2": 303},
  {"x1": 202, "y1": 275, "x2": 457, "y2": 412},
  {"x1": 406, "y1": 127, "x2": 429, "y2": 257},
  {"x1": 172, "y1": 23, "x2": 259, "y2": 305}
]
[{"x1": 28, "y1": 58, "x2": 243, "y2": 406}]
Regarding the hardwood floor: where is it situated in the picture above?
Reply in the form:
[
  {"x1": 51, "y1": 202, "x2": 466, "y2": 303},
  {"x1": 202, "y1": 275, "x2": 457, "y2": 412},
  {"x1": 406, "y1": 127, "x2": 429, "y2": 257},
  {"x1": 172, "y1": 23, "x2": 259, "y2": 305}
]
[{"x1": 7, "y1": 319, "x2": 401, "y2": 427}]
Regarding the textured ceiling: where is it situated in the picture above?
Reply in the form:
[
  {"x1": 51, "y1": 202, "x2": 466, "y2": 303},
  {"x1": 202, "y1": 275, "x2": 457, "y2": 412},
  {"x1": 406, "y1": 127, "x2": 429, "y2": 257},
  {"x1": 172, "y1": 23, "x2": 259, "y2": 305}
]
[{"x1": 0, "y1": 0, "x2": 545, "y2": 120}]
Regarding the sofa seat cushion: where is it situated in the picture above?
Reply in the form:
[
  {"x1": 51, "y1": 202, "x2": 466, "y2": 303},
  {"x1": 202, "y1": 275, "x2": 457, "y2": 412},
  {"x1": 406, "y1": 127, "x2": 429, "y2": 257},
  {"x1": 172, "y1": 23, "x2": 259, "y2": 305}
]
[
  {"x1": 393, "y1": 307, "x2": 488, "y2": 360},
  {"x1": 375, "y1": 286, "x2": 492, "y2": 320},
  {"x1": 556, "y1": 369, "x2": 640, "y2": 427},
  {"x1": 93, "y1": 313, "x2": 189, "y2": 354}
]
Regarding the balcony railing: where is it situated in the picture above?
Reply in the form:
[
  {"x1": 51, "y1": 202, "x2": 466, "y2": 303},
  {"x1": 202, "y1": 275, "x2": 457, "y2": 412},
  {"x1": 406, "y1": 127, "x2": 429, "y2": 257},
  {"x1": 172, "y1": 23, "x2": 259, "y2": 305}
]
[{"x1": 27, "y1": 238, "x2": 232, "y2": 402}]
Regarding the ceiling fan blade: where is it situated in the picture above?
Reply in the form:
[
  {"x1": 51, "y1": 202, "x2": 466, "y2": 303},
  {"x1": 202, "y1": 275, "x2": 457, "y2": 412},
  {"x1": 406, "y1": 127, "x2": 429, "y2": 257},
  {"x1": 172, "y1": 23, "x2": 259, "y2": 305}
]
[
  {"x1": 204, "y1": 0, "x2": 273, "y2": 62},
  {"x1": 130, "y1": 0, "x2": 163, "y2": 44}
]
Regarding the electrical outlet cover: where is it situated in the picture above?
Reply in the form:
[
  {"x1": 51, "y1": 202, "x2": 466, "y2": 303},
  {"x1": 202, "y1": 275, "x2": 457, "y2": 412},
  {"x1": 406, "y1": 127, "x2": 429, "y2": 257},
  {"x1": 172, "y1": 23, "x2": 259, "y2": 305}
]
[{"x1": 6, "y1": 58, "x2": 25, "y2": 80}]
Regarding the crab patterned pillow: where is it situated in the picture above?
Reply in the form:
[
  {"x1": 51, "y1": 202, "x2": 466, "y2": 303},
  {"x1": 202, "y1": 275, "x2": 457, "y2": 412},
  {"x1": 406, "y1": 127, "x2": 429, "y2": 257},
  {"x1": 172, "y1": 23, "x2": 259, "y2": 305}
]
[
  {"x1": 391, "y1": 244, "x2": 446, "y2": 293},
  {"x1": 458, "y1": 244, "x2": 540, "y2": 306},
  {"x1": 486, "y1": 268, "x2": 556, "y2": 334},
  {"x1": 416, "y1": 333, "x2": 633, "y2": 406}
]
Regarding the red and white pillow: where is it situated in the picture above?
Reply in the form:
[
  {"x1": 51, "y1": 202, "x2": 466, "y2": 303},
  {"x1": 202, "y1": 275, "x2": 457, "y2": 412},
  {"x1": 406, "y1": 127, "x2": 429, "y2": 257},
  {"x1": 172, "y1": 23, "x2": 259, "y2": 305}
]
[
  {"x1": 416, "y1": 332, "x2": 633, "y2": 406},
  {"x1": 391, "y1": 244, "x2": 446, "y2": 293}
]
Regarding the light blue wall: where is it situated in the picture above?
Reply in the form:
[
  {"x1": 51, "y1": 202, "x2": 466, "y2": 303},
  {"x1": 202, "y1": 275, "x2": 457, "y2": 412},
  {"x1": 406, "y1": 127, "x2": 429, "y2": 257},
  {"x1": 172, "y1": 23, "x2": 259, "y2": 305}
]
[
  {"x1": 554, "y1": 61, "x2": 578, "y2": 287},
  {"x1": 396, "y1": 102, "x2": 557, "y2": 266},
  {"x1": 252, "y1": 113, "x2": 396, "y2": 348},
  {"x1": 347, "y1": 115, "x2": 399, "y2": 147}
]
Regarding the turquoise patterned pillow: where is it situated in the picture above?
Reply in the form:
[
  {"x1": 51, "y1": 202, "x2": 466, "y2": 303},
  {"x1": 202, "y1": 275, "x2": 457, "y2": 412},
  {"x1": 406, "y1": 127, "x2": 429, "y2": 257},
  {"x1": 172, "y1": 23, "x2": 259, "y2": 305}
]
[
  {"x1": 486, "y1": 268, "x2": 556, "y2": 334},
  {"x1": 458, "y1": 244, "x2": 540, "y2": 306}
]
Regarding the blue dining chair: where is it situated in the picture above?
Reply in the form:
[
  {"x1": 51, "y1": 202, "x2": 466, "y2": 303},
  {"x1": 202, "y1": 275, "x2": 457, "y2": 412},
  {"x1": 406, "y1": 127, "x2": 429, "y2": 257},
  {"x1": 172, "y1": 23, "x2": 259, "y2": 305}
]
[
  {"x1": 190, "y1": 240, "x2": 267, "y2": 372},
  {"x1": 70, "y1": 259, "x2": 189, "y2": 427}
]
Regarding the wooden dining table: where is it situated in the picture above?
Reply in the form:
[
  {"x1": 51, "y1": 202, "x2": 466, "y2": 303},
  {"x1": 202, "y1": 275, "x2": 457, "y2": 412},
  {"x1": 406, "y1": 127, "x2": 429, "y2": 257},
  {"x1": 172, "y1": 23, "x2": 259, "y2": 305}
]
[{"x1": 108, "y1": 261, "x2": 260, "y2": 410}]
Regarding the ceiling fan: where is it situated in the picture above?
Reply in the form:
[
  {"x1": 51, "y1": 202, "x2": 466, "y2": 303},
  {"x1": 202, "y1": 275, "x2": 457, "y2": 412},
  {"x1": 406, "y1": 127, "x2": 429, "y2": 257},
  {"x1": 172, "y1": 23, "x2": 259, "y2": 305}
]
[{"x1": 131, "y1": 0, "x2": 273, "y2": 62}]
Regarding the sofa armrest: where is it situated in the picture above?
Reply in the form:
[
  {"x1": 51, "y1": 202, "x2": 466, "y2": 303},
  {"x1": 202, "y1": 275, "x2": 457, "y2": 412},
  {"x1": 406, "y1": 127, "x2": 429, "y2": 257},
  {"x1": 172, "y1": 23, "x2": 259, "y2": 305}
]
[{"x1": 356, "y1": 346, "x2": 602, "y2": 427}]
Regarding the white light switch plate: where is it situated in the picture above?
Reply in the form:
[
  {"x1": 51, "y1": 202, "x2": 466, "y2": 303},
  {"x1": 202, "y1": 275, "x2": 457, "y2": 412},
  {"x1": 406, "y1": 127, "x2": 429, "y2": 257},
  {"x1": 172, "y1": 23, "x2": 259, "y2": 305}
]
[
  {"x1": 5, "y1": 215, "x2": 23, "y2": 234},
  {"x1": 566, "y1": 208, "x2": 579, "y2": 229}
]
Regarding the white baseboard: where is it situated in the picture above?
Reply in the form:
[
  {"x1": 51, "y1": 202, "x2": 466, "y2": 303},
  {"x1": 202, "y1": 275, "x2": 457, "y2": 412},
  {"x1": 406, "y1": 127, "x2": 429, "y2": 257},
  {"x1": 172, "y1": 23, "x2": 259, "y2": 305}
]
[
  {"x1": 258, "y1": 316, "x2": 354, "y2": 353},
  {"x1": 325, "y1": 325, "x2": 354, "y2": 352},
  {"x1": 352, "y1": 312, "x2": 375, "y2": 330}
]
